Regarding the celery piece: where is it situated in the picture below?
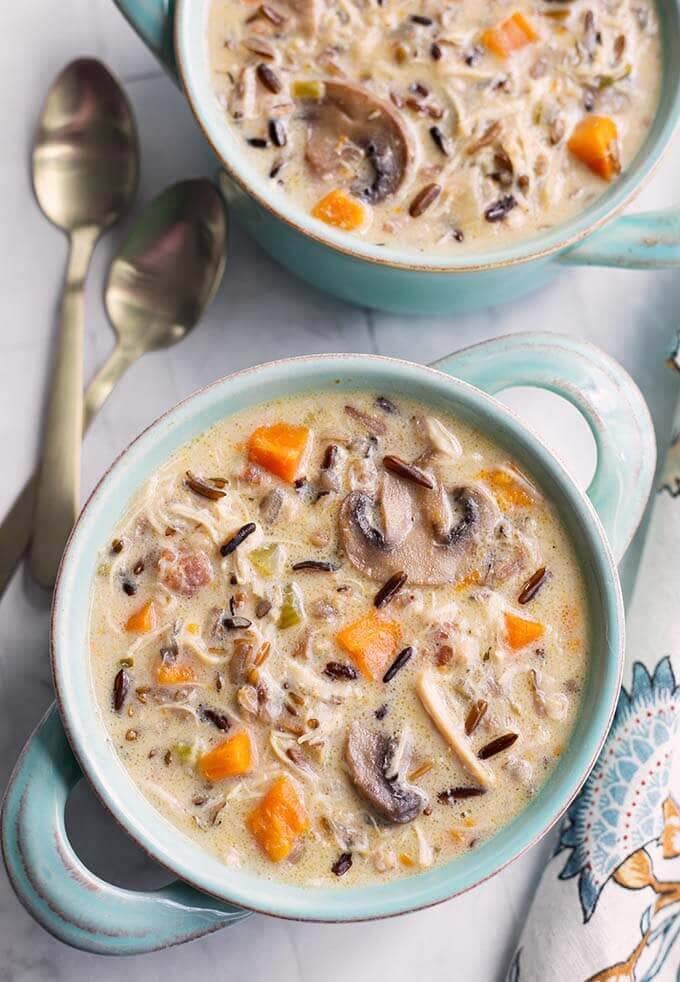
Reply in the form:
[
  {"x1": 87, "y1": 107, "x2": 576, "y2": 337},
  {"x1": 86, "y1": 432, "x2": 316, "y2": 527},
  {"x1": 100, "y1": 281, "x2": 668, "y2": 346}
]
[
  {"x1": 278, "y1": 583, "x2": 305, "y2": 629},
  {"x1": 173, "y1": 742, "x2": 197, "y2": 765},
  {"x1": 249, "y1": 543, "x2": 280, "y2": 577},
  {"x1": 292, "y1": 79, "x2": 325, "y2": 100}
]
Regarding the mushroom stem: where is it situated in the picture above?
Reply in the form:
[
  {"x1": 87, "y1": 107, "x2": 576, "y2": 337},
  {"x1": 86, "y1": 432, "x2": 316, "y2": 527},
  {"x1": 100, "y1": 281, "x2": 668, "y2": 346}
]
[{"x1": 416, "y1": 670, "x2": 495, "y2": 789}]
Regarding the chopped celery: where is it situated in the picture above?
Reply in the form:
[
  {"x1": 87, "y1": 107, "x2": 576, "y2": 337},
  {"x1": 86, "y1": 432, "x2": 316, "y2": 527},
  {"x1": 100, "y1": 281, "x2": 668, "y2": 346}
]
[
  {"x1": 598, "y1": 64, "x2": 632, "y2": 89},
  {"x1": 249, "y1": 543, "x2": 282, "y2": 577},
  {"x1": 292, "y1": 79, "x2": 325, "y2": 100},
  {"x1": 278, "y1": 583, "x2": 305, "y2": 629},
  {"x1": 173, "y1": 742, "x2": 198, "y2": 765}
]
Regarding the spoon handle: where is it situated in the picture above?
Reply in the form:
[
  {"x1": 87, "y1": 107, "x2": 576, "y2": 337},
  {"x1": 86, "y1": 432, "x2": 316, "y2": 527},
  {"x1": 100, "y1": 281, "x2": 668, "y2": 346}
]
[
  {"x1": 84, "y1": 344, "x2": 137, "y2": 428},
  {"x1": 0, "y1": 342, "x2": 134, "y2": 599},
  {"x1": 29, "y1": 226, "x2": 98, "y2": 589}
]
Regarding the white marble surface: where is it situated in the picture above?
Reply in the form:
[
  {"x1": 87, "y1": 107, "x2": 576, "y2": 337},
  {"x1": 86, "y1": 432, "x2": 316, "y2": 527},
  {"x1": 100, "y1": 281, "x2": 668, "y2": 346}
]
[{"x1": 2, "y1": 4, "x2": 680, "y2": 980}]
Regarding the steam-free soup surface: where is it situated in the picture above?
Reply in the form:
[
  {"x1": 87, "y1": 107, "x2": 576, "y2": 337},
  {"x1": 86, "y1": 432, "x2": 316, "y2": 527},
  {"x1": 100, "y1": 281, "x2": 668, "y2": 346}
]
[
  {"x1": 208, "y1": 0, "x2": 660, "y2": 253},
  {"x1": 90, "y1": 390, "x2": 588, "y2": 885}
]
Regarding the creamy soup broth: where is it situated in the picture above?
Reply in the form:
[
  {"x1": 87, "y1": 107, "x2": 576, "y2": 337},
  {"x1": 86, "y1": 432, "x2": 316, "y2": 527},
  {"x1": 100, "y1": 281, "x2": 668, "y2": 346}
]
[
  {"x1": 208, "y1": 0, "x2": 661, "y2": 253},
  {"x1": 90, "y1": 390, "x2": 589, "y2": 886}
]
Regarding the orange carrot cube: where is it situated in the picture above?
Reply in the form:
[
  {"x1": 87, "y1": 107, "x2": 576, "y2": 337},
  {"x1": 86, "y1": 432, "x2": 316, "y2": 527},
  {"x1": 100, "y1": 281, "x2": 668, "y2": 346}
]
[
  {"x1": 198, "y1": 731, "x2": 254, "y2": 781},
  {"x1": 504, "y1": 611, "x2": 545, "y2": 650},
  {"x1": 479, "y1": 467, "x2": 535, "y2": 509},
  {"x1": 124, "y1": 600, "x2": 156, "y2": 634},
  {"x1": 455, "y1": 570, "x2": 481, "y2": 592},
  {"x1": 336, "y1": 609, "x2": 402, "y2": 680},
  {"x1": 156, "y1": 662, "x2": 197, "y2": 685},
  {"x1": 568, "y1": 116, "x2": 621, "y2": 181},
  {"x1": 312, "y1": 189, "x2": 367, "y2": 231},
  {"x1": 482, "y1": 12, "x2": 538, "y2": 58},
  {"x1": 247, "y1": 775, "x2": 309, "y2": 862},
  {"x1": 247, "y1": 422, "x2": 310, "y2": 483}
]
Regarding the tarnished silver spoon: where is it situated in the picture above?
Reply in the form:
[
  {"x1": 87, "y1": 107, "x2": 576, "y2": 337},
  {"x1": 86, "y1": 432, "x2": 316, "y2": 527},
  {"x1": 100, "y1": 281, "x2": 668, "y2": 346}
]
[
  {"x1": 29, "y1": 58, "x2": 139, "y2": 588},
  {"x1": 0, "y1": 179, "x2": 228, "y2": 599}
]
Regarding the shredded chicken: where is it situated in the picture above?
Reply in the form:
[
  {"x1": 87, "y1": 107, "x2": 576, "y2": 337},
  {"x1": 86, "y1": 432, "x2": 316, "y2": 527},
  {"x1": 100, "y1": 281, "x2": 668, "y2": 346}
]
[{"x1": 416, "y1": 669, "x2": 495, "y2": 789}]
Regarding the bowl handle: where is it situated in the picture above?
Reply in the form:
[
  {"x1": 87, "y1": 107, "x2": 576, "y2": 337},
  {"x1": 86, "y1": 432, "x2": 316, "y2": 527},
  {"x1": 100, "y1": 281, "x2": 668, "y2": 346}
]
[
  {"x1": 557, "y1": 209, "x2": 680, "y2": 268},
  {"x1": 1, "y1": 704, "x2": 250, "y2": 954},
  {"x1": 431, "y1": 331, "x2": 656, "y2": 563},
  {"x1": 114, "y1": 0, "x2": 179, "y2": 80}
]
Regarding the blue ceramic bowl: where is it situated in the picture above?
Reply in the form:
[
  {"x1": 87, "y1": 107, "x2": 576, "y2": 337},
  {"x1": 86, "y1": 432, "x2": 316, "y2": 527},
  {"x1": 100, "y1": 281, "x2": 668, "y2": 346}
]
[
  {"x1": 114, "y1": 0, "x2": 680, "y2": 314},
  {"x1": 2, "y1": 335, "x2": 656, "y2": 953}
]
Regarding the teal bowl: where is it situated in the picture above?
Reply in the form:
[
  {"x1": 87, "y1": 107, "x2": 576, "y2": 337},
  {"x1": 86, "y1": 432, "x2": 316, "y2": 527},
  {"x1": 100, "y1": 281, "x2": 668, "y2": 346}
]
[
  {"x1": 1, "y1": 335, "x2": 656, "y2": 952},
  {"x1": 113, "y1": 0, "x2": 680, "y2": 314}
]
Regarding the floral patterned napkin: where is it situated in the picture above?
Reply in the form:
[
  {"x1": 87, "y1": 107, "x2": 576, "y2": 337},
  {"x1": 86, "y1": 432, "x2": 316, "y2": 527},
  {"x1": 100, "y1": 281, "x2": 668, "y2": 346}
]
[{"x1": 507, "y1": 357, "x2": 680, "y2": 982}]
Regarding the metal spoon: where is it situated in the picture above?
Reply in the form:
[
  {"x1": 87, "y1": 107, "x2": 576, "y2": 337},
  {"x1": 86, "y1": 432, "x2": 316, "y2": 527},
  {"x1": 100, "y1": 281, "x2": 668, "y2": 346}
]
[
  {"x1": 29, "y1": 58, "x2": 139, "y2": 588},
  {"x1": 0, "y1": 179, "x2": 228, "y2": 599}
]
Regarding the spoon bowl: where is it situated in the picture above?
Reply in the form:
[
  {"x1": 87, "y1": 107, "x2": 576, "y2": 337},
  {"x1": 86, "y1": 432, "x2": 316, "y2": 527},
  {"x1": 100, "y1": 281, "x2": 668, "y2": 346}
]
[
  {"x1": 104, "y1": 179, "x2": 228, "y2": 357},
  {"x1": 32, "y1": 58, "x2": 138, "y2": 233}
]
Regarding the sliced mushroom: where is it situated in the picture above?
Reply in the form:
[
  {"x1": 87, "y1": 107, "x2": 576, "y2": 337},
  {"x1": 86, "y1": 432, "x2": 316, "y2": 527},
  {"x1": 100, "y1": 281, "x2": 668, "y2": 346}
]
[
  {"x1": 340, "y1": 475, "x2": 499, "y2": 586},
  {"x1": 416, "y1": 670, "x2": 494, "y2": 789},
  {"x1": 383, "y1": 725, "x2": 413, "y2": 782},
  {"x1": 416, "y1": 415, "x2": 462, "y2": 460},
  {"x1": 300, "y1": 82, "x2": 413, "y2": 203},
  {"x1": 428, "y1": 484, "x2": 499, "y2": 547},
  {"x1": 342, "y1": 471, "x2": 413, "y2": 555},
  {"x1": 345, "y1": 721, "x2": 427, "y2": 824}
]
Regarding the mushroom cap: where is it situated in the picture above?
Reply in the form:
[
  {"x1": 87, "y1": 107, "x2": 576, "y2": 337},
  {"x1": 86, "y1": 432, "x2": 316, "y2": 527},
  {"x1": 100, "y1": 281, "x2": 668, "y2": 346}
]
[
  {"x1": 345, "y1": 721, "x2": 427, "y2": 824},
  {"x1": 339, "y1": 474, "x2": 500, "y2": 586},
  {"x1": 301, "y1": 81, "x2": 413, "y2": 203}
]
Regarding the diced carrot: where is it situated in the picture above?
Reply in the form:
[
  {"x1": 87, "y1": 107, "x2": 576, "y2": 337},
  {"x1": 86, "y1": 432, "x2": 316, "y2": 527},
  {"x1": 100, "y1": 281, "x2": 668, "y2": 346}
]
[
  {"x1": 478, "y1": 467, "x2": 534, "y2": 509},
  {"x1": 336, "y1": 609, "x2": 401, "y2": 680},
  {"x1": 247, "y1": 422, "x2": 310, "y2": 483},
  {"x1": 504, "y1": 611, "x2": 545, "y2": 650},
  {"x1": 124, "y1": 599, "x2": 156, "y2": 634},
  {"x1": 311, "y1": 189, "x2": 367, "y2": 231},
  {"x1": 482, "y1": 12, "x2": 538, "y2": 58},
  {"x1": 198, "y1": 731, "x2": 254, "y2": 781},
  {"x1": 156, "y1": 662, "x2": 197, "y2": 685},
  {"x1": 455, "y1": 570, "x2": 481, "y2": 592},
  {"x1": 568, "y1": 115, "x2": 621, "y2": 181},
  {"x1": 399, "y1": 852, "x2": 416, "y2": 867},
  {"x1": 186, "y1": 622, "x2": 200, "y2": 635},
  {"x1": 247, "y1": 775, "x2": 309, "y2": 862}
]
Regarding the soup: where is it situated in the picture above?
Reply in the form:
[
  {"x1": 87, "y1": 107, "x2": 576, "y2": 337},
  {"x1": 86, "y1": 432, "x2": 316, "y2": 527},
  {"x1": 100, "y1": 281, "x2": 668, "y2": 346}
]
[
  {"x1": 90, "y1": 390, "x2": 588, "y2": 886},
  {"x1": 207, "y1": 0, "x2": 661, "y2": 254}
]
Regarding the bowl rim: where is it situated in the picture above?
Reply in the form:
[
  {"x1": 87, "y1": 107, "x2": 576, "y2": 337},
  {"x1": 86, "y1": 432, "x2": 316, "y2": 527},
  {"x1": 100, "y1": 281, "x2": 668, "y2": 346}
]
[
  {"x1": 174, "y1": 0, "x2": 680, "y2": 274},
  {"x1": 50, "y1": 352, "x2": 625, "y2": 921}
]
